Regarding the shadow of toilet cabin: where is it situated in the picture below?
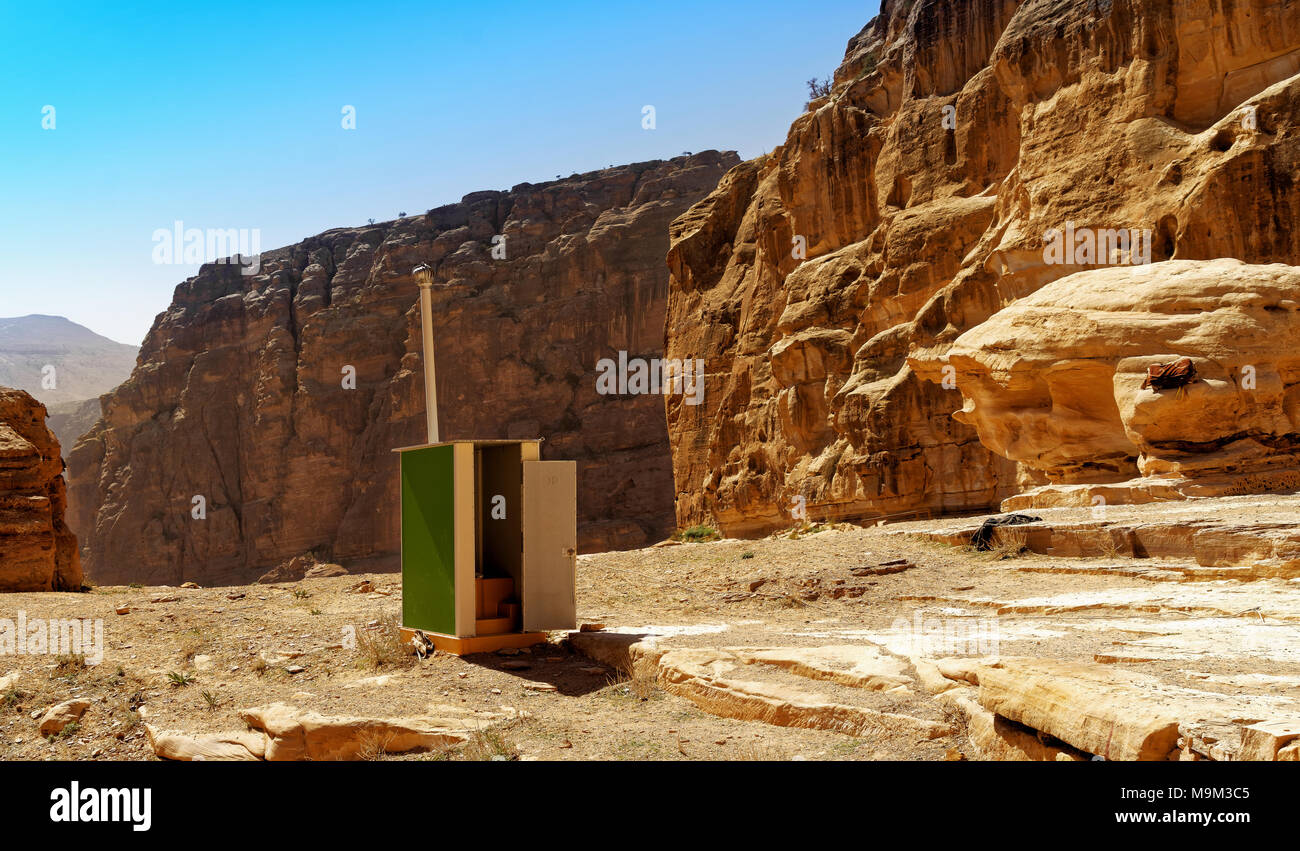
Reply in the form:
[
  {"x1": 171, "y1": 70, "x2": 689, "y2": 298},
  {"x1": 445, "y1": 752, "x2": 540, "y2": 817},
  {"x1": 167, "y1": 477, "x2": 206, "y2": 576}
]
[{"x1": 395, "y1": 265, "x2": 576, "y2": 657}]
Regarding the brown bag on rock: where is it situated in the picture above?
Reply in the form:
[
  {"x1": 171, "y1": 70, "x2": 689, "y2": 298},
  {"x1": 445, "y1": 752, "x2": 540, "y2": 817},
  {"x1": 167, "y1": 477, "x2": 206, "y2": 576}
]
[{"x1": 1141, "y1": 357, "x2": 1197, "y2": 391}]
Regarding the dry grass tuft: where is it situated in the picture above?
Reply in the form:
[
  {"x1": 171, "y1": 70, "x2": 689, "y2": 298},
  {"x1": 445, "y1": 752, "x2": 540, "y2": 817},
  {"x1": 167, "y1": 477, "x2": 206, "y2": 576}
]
[
  {"x1": 1097, "y1": 534, "x2": 1125, "y2": 560},
  {"x1": 606, "y1": 656, "x2": 660, "y2": 701},
  {"x1": 355, "y1": 611, "x2": 416, "y2": 670},
  {"x1": 989, "y1": 527, "x2": 1029, "y2": 560},
  {"x1": 456, "y1": 724, "x2": 519, "y2": 761},
  {"x1": 53, "y1": 654, "x2": 88, "y2": 678},
  {"x1": 731, "y1": 740, "x2": 788, "y2": 761},
  {"x1": 357, "y1": 729, "x2": 398, "y2": 761},
  {"x1": 939, "y1": 700, "x2": 970, "y2": 739}
]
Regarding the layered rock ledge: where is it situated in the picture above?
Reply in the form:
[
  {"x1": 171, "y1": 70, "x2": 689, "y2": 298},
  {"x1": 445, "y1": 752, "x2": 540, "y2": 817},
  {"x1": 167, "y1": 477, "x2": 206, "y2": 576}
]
[
  {"x1": 0, "y1": 388, "x2": 80, "y2": 591},
  {"x1": 911, "y1": 260, "x2": 1300, "y2": 506}
]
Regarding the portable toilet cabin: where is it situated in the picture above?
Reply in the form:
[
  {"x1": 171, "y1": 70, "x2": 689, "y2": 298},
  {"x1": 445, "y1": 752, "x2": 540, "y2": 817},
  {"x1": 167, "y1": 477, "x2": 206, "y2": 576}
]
[{"x1": 394, "y1": 438, "x2": 577, "y2": 655}]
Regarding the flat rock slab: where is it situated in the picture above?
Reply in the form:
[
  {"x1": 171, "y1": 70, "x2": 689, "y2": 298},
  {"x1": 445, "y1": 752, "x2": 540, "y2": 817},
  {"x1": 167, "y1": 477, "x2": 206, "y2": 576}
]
[
  {"x1": 145, "y1": 727, "x2": 266, "y2": 761},
  {"x1": 903, "y1": 581, "x2": 1300, "y2": 623},
  {"x1": 895, "y1": 495, "x2": 1300, "y2": 573},
  {"x1": 1090, "y1": 619, "x2": 1300, "y2": 664},
  {"x1": 739, "y1": 645, "x2": 912, "y2": 692},
  {"x1": 955, "y1": 695, "x2": 1087, "y2": 762},
  {"x1": 1240, "y1": 720, "x2": 1300, "y2": 761},
  {"x1": 974, "y1": 658, "x2": 1300, "y2": 761},
  {"x1": 657, "y1": 648, "x2": 947, "y2": 739},
  {"x1": 568, "y1": 632, "x2": 944, "y2": 738},
  {"x1": 147, "y1": 703, "x2": 516, "y2": 762},
  {"x1": 240, "y1": 702, "x2": 505, "y2": 761}
]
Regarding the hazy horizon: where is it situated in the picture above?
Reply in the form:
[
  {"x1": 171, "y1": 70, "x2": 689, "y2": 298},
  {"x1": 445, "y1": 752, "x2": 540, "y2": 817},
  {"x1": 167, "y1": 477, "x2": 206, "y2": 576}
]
[{"x1": 0, "y1": 0, "x2": 879, "y2": 347}]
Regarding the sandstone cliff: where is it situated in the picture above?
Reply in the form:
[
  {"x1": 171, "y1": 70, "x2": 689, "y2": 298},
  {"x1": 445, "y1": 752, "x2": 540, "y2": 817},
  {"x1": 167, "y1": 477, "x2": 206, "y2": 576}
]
[
  {"x1": 69, "y1": 152, "x2": 739, "y2": 586},
  {"x1": 665, "y1": 0, "x2": 1300, "y2": 535},
  {"x1": 0, "y1": 388, "x2": 80, "y2": 591},
  {"x1": 46, "y1": 398, "x2": 104, "y2": 457}
]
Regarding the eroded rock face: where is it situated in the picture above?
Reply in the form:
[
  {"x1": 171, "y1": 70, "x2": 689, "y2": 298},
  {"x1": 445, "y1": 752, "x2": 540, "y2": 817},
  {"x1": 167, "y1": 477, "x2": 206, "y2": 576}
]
[
  {"x1": 915, "y1": 261, "x2": 1300, "y2": 499},
  {"x1": 665, "y1": 0, "x2": 1300, "y2": 536},
  {"x1": 68, "y1": 152, "x2": 739, "y2": 586},
  {"x1": 0, "y1": 388, "x2": 80, "y2": 592}
]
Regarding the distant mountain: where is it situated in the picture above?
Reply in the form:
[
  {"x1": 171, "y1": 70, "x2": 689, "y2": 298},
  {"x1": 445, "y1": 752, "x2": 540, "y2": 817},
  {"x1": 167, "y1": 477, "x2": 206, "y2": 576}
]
[{"x1": 0, "y1": 315, "x2": 138, "y2": 450}]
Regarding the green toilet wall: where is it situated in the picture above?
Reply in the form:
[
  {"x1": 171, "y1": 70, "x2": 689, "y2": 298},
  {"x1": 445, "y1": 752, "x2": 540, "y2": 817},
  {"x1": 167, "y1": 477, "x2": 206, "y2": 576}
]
[{"x1": 400, "y1": 444, "x2": 457, "y2": 634}]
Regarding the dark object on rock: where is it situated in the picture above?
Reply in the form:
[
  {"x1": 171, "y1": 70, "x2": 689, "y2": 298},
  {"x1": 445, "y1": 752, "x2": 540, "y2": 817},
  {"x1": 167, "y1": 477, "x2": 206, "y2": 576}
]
[
  {"x1": 851, "y1": 559, "x2": 916, "y2": 577},
  {"x1": 1141, "y1": 357, "x2": 1197, "y2": 391},
  {"x1": 971, "y1": 514, "x2": 1042, "y2": 551}
]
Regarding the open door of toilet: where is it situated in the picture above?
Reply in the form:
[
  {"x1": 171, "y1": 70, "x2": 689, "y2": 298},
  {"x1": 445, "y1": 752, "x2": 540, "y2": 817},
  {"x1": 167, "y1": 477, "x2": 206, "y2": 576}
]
[{"x1": 521, "y1": 459, "x2": 577, "y2": 631}]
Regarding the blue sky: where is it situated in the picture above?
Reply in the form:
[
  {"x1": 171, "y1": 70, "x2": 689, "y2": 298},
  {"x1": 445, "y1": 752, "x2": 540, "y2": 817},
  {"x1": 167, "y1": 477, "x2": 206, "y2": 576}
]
[{"x1": 0, "y1": 0, "x2": 877, "y2": 346}]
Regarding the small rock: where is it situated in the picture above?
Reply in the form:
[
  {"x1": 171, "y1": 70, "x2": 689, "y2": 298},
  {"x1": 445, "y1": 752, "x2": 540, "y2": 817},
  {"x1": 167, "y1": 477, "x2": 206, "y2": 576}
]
[
  {"x1": 579, "y1": 623, "x2": 606, "y2": 632},
  {"x1": 303, "y1": 563, "x2": 347, "y2": 579},
  {"x1": 115, "y1": 605, "x2": 131, "y2": 615},
  {"x1": 286, "y1": 665, "x2": 305, "y2": 675},
  {"x1": 39, "y1": 699, "x2": 92, "y2": 736},
  {"x1": 180, "y1": 582, "x2": 201, "y2": 589}
]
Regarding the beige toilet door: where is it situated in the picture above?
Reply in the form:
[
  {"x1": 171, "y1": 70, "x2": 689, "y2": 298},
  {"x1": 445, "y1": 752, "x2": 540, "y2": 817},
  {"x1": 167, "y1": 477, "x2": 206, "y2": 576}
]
[{"x1": 521, "y1": 460, "x2": 578, "y2": 631}]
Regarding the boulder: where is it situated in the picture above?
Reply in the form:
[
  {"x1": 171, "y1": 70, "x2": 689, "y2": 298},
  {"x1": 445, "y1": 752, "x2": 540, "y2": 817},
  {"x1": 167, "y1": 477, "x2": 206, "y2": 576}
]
[
  {"x1": 38, "y1": 699, "x2": 91, "y2": 736},
  {"x1": 915, "y1": 261, "x2": 1300, "y2": 501},
  {"x1": 144, "y1": 726, "x2": 266, "y2": 761},
  {"x1": 238, "y1": 702, "x2": 498, "y2": 761}
]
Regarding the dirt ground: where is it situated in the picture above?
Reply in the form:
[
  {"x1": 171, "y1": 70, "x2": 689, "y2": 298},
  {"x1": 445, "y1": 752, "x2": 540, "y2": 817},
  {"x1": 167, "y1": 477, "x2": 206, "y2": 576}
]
[{"x1": 3, "y1": 507, "x2": 1298, "y2": 761}]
